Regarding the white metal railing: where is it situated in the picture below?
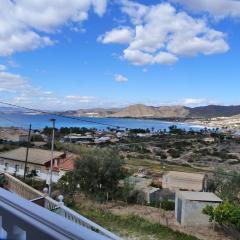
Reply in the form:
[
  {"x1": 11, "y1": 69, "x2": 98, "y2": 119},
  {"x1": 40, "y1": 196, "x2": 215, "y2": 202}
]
[
  {"x1": 44, "y1": 196, "x2": 121, "y2": 240},
  {"x1": 1, "y1": 172, "x2": 121, "y2": 240},
  {"x1": 0, "y1": 188, "x2": 109, "y2": 240}
]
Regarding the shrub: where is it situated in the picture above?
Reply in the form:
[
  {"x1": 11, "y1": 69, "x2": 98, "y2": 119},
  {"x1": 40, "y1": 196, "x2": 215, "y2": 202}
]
[
  {"x1": 161, "y1": 200, "x2": 175, "y2": 211},
  {"x1": 167, "y1": 149, "x2": 180, "y2": 158},
  {"x1": 203, "y1": 202, "x2": 240, "y2": 231},
  {"x1": 127, "y1": 190, "x2": 146, "y2": 205},
  {"x1": 150, "y1": 200, "x2": 175, "y2": 211}
]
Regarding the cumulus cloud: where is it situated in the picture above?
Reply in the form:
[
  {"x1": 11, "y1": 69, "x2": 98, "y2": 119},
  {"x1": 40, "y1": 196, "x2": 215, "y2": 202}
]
[
  {"x1": 171, "y1": 0, "x2": 240, "y2": 18},
  {"x1": 115, "y1": 74, "x2": 128, "y2": 82},
  {"x1": 98, "y1": 27, "x2": 134, "y2": 44},
  {"x1": 0, "y1": 0, "x2": 107, "y2": 56},
  {"x1": 99, "y1": 1, "x2": 229, "y2": 65}
]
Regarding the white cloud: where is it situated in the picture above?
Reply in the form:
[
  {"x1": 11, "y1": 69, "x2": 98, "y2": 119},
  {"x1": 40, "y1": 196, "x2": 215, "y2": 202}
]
[
  {"x1": 65, "y1": 95, "x2": 96, "y2": 103},
  {"x1": 99, "y1": 1, "x2": 229, "y2": 65},
  {"x1": 171, "y1": 0, "x2": 240, "y2": 18},
  {"x1": 0, "y1": 66, "x2": 105, "y2": 109},
  {"x1": 182, "y1": 98, "x2": 207, "y2": 106},
  {"x1": 180, "y1": 98, "x2": 217, "y2": 106},
  {"x1": 0, "y1": 71, "x2": 27, "y2": 93},
  {"x1": 115, "y1": 74, "x2": 128, "y2": 82},
  {"x1": 0, "y1": 0, "x2": 108, "y2": 56},
  {"x1": 98, "y1": 27, "x2": 133, "y2": 44},
  {"x1": 0, "y1": 65, "x2": 6, "y2": 71}
]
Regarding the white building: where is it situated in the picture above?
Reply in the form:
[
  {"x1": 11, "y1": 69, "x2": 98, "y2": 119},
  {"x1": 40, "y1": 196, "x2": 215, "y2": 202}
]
[
  {"x1": 0, "y1": 147, "x2": 74, "y2": 182},
  {"x1": 175, "y1": 191, "x2": 222, "y2": 226}
]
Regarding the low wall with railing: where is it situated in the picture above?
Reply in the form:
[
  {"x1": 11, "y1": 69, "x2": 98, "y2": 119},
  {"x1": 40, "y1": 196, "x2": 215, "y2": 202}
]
[
  {"x1": 0, "y1": 172, "x2": 121, "y2": 240},
  {"x1": 2, "y1": 172, "x2": 43, "y2": 200},
  {"x1": 0, "y1": 187, "x2": 108, "y2": 240}
]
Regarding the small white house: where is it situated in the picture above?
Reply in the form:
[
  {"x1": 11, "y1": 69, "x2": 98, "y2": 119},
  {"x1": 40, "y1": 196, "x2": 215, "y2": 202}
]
[{"x1": 175, "y1": 191, "x2": 222, "y2": 227}]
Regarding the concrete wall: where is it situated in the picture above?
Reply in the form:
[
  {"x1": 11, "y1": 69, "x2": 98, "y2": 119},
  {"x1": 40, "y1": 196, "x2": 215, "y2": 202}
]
[
  {"x1": 163, "y1": 174, "x2": 203, "y2": 191},
  {"x1": 175, "y1": 196, "x2": 220, "y2": 226}
]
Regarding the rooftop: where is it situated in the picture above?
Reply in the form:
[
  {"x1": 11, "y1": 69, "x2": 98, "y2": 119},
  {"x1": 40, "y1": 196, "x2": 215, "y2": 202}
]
[
  {"x1": 178, "y1": 191, "x2": 222, "y2": 202},
  {"x1": 0, "y1": 147, "x2": 64, "y2": 165}
]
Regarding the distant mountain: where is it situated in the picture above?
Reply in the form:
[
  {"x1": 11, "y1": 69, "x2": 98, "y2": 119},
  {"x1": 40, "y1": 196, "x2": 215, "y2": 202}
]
[
  {"x1": 0, "y1": 107, "x2": 27, "y2": 114},
  {"x1": 110, "y1": 104, "x2": 190, "y2": 118},
  {"x1": 61, "y1": 108, "x2": 121, "y2": 117},
  {"x1": 188, "y1": 105, "x2": 240, "y2": 118},
  {"x1": 2, "y1": 104, "x2": 240, "y2": 119},
  {"x1": 64, "y1": 104, "x2": 240, "y2": 119}
]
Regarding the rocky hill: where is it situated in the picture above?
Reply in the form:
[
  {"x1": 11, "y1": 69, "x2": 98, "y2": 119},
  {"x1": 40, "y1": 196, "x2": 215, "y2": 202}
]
[
  {"x1": 60, "y1": 104, "x2": 240, "y2": 119},
  {"x1": 188, "y1": 105, "x2": 240, "y2": 118},
  {"x1": 110, "y1": 104, "x2": 190, "y2": 118},
  {"x1": 4, "y1": 104, "x2": 240, "y2": 119}
]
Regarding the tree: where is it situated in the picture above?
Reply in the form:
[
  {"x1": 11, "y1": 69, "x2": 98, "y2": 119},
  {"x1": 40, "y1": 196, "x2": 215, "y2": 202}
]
[
  {"x1": 207, "y1": 169, "x2": 240, "y2": 204},
  {"x1": 60, "y1": 148, "x2": 125, "y2": 201},
  {"x1": 203, "y1": 202, "x2": 240, "y2": 231}
]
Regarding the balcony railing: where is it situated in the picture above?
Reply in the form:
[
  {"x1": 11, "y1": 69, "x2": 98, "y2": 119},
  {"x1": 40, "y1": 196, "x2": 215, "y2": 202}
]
[
  {"x1": 1, "y1": 172, "x2": 121, "y2": 240},
  {"x1": 0, "y1": 187, "x2": 112, "y2": 240}
]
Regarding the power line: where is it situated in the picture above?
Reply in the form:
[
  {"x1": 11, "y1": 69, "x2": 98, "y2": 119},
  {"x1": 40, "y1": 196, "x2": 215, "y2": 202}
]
[
  {"x1": 0, "y1": 101, "x2": 127, "y2": 130},
  {"x1": 0, "y1": 114, "x2": 29, "y2": 129}
]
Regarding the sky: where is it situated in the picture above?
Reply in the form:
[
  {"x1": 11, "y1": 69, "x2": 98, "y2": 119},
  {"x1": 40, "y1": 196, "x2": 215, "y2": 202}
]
[{"x1": 0, "y1": 0, "x2": 240, "y2": 110}]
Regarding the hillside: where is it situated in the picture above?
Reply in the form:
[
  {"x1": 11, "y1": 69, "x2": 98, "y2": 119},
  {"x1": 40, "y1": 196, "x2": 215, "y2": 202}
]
[
  {"x1": 65, "y1": 104, "x2": 240, "y2": 119},
  {"x1": 111, "y1": 104, "x2": 190, "y2": 118},
  {"x1": 61, "y1": 108, "x2": 121, "y2": 117},
  {"x1": 59, "y1": 104, "x2": 240, "y2": 119},
  {"x1": 3, "y1": 104, "x2": 240, "y2": 120},
  {"x1": 188, "y1": 105, "x2": 240, "y2": 118}
]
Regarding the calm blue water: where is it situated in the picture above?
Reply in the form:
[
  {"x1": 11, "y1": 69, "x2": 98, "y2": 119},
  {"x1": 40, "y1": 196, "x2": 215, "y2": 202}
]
[{"x1": 0, "y1": 113, "x2": 203, "y2": 131}]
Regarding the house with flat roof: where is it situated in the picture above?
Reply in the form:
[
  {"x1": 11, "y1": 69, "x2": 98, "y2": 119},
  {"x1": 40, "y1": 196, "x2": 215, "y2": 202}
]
[
  {"x1": 175, "y1": 191, "x2": 222, "y2": 227},
  {"x1": 162, "y1": 171, "x2": 205, "y2": 192},
  {"x1": 0, "y1": 147, "x2": 75, "y2": 182}
]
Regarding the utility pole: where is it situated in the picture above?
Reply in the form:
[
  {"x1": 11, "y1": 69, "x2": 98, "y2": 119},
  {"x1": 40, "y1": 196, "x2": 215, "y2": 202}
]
[
  {"x1": 49, "y1": 119, "x2": 56, "y2": 197},
  {"x1": 23, "y1": 124, "x2": 32, "y2": 180}
]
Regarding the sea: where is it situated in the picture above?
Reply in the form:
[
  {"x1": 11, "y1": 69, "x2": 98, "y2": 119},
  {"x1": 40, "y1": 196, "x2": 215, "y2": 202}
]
[{"x1": 0, "y1": 113, "x2": 204, "y2": 131}]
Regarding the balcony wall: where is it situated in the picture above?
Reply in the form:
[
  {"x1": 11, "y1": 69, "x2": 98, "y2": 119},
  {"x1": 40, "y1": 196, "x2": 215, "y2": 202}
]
[{"x1": 0, "y1": 187, "x2": 111, "y2": 240}]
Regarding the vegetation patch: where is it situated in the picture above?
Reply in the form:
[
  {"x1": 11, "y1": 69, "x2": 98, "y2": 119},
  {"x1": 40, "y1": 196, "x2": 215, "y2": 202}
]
[{"x1": 74, "y1": 205, "x2": 199, "y2": 240}]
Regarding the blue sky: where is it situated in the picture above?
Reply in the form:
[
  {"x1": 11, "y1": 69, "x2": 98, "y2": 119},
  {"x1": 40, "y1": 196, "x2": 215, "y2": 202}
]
[{"x1": 0, "y1": 0, "x2": 240, "y2": 110}]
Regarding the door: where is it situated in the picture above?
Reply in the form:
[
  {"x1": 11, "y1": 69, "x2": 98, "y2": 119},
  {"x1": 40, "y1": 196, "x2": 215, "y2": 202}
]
[{"x1": 177, "y1": 198, "x2": 182, "y2": 224}]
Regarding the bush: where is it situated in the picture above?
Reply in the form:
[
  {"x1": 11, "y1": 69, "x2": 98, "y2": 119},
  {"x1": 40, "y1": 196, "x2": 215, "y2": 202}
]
[
  {"x1": 150, "y1": 200, "x2": 175, "y2": 211},
  {"x1": 127, "y1": 190, "x2": 146, "y2": 205},
  {"x1": 168, "y1": 149, "x2": 180, "y2": 158},
  {"x1": 203, "y1": 202, "x2": 240, "y2": 231},
  {"x1": 161, "y1": 200, "x2": 175, "y2": 211}
]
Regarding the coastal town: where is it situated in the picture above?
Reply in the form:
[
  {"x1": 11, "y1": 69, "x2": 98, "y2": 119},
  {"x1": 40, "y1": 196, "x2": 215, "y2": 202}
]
[
  {"x1": 0, "y1": 0, "x2": 240, "y2": 239},
  {"x1": 0, "y1": 122, "x2": 239, "y2": 239}
]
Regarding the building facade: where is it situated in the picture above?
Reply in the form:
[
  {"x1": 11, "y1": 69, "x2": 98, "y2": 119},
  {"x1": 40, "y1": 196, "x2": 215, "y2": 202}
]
[
  {"x1": 0, "y1": 147, "x2": 75, "y2": 182},
  {"x1": 175, "y1": 191, "x2": 222, "y2": 227}
]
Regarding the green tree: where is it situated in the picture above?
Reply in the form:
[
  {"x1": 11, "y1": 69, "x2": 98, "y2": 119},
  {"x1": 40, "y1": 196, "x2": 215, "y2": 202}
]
[
  {"x1": 207, "y1": 169, "x2": 240, "y2": 204},
  {"x1": 60, "y1": 148, "x2": 125, "y2": 202},
  {"x1": 203, "y1": 202, "x2": 240, "y2": 231}
]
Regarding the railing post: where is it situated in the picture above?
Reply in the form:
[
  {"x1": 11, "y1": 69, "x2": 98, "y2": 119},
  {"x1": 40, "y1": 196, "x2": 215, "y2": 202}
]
[
  {"x1": 58, "y1": 195, "x2": 64, "y2": 207},
  {"x1": 0, "y1": 216, "x2": 7, "y2": 239}
]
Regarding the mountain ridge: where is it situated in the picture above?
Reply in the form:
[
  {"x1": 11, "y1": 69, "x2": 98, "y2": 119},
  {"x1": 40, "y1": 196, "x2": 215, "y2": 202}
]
[{"x1": 61, "y1": 104, "x2": 240, "y2": 119}]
